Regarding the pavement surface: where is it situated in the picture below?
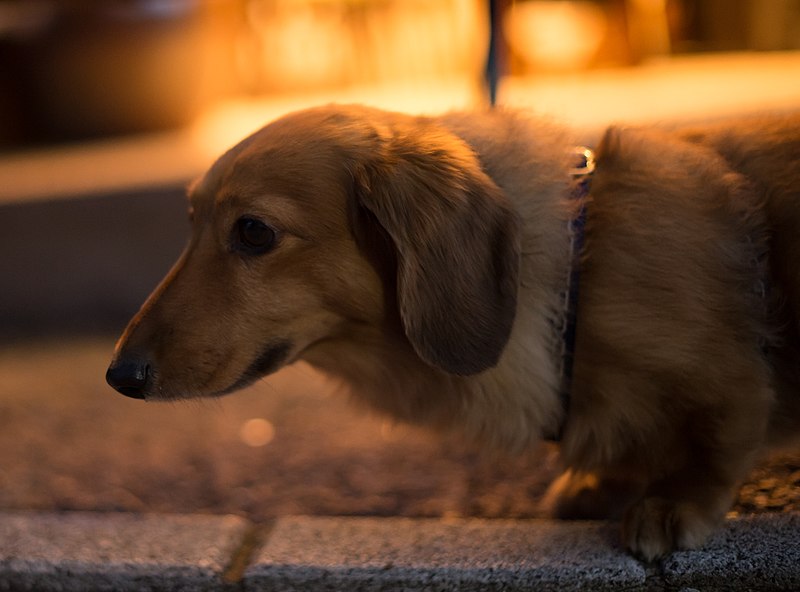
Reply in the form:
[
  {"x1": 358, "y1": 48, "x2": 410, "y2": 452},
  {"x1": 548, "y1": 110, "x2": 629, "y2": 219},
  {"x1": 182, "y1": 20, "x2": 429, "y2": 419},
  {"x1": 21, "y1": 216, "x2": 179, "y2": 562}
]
[{"x1": 2, "y1": 511, "x2": 800, "y2": 591}]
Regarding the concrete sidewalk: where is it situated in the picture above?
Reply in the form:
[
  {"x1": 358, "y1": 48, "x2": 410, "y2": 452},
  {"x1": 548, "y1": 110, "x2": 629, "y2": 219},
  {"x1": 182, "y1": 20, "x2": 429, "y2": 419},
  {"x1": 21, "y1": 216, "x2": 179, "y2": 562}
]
[{"x1": 1, "y1": 511, "x2": 799, "y2": 591}]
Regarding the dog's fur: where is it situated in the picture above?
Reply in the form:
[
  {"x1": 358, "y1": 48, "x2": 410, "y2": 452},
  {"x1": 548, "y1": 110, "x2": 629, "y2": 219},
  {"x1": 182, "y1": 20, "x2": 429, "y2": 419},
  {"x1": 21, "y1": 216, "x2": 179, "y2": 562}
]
[{"x1": 107, "y1": 105, "x2": 800, "y2": 559}]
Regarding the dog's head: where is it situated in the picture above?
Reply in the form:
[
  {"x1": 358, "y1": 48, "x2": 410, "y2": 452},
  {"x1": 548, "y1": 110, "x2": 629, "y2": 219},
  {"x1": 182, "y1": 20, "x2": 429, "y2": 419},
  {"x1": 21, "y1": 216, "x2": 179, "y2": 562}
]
[{"x1": 106, "y1": 105, "x2": 520, "y2": 401}]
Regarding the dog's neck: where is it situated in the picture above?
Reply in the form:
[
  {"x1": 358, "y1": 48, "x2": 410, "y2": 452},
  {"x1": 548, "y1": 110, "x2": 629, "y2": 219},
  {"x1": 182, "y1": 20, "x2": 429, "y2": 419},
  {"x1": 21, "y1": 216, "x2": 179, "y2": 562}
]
[{"x1": 305, "y1": 129, "x2": 596, "y2": 452}]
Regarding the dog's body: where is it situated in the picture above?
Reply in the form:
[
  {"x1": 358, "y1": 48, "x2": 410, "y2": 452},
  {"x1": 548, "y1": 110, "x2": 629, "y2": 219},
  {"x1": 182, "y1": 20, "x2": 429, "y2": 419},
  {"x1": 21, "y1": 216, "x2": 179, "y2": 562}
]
[{"x1": 107, "y1": 105, "x2": 800, "y2": 559}]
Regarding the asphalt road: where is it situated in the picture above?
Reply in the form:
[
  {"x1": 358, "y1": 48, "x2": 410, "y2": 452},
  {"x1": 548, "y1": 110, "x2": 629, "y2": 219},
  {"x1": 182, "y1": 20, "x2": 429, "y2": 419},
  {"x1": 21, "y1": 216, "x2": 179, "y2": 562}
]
[{"x1": 1, "y1": 336, "x2": 798, "y2": 522}]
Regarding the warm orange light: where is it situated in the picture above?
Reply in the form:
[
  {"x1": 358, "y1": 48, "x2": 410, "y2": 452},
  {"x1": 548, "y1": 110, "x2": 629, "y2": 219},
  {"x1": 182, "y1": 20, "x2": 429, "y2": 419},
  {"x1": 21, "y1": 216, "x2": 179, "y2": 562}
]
[
  {"x1": 505, "y1": 0, "x2": 607, "y2": 71},
  {"x1": 240, "y1": 418, "x2": 276, "y2": 447},
  {"x1": 237, "y1": 0, "x2": 486, "y2": 93}
]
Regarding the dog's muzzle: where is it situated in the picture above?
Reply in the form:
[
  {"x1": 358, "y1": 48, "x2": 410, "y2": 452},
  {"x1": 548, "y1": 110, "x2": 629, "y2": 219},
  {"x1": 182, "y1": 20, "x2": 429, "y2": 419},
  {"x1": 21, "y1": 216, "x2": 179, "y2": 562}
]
[{"x1": 106, "y1": 358, "x2": 150, "y2": 399}]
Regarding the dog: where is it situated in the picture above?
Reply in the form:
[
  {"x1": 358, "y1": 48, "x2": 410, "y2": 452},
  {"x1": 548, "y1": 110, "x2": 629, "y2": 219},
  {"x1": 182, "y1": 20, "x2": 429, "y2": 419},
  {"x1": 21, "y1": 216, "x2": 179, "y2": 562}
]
[{"x1": 106, "y1": 104, "x2": 800, "y2": 559}]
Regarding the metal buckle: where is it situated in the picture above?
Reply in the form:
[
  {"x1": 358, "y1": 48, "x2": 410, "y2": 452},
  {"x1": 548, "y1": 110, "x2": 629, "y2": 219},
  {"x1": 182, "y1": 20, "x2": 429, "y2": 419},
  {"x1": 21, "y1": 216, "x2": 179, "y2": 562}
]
[{"x1": 569, "y1": 147, "x2": 596, "y2": 178}]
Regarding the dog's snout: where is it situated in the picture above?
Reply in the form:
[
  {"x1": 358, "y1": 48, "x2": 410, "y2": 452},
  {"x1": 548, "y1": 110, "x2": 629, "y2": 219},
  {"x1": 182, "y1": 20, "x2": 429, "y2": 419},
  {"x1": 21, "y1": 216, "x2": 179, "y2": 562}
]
[{"x1": 106, "y1": 358, "x2": 151, "y2": 400}]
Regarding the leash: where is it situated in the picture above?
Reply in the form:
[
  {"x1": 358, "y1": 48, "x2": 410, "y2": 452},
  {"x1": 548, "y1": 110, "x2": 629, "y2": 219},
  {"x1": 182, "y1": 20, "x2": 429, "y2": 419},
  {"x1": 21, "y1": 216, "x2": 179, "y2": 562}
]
[{"x1": 547, "y1": 147, "x2": 595, "y2": 442}]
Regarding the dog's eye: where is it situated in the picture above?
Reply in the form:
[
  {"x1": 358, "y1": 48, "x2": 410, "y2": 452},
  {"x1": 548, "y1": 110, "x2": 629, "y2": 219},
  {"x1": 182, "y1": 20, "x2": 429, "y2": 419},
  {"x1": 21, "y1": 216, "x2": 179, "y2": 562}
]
[{"x1": 232, "y1": 217, "x2": 277, "y2": 255}]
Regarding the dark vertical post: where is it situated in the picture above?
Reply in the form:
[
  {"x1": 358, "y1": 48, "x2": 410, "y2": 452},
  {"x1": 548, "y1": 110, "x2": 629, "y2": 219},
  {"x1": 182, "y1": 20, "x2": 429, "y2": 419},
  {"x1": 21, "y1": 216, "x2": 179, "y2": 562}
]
[{"x1": 484, "y1": 0, "x2": 508, "y2": 107}]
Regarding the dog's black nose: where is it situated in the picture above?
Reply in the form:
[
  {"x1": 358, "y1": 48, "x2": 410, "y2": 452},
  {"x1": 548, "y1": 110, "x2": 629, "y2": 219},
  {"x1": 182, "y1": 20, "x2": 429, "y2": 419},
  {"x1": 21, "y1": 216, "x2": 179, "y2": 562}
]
[{"x1": 106, "y1": 359, "x2": 150, "y2": 399}]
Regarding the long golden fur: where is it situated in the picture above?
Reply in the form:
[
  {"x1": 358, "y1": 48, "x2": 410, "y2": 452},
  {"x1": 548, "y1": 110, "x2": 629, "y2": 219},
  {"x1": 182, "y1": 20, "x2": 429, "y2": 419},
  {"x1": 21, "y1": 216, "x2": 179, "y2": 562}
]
[{"x1": 107, "y1": 105, "x2": 800, "y2": 559}]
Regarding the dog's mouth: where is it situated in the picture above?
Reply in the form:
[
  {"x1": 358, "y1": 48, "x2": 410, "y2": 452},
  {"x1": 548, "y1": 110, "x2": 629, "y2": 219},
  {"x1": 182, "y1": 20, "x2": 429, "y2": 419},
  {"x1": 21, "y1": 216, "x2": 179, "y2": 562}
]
[
  {"x1": 109, "y1": 339, "x2": 295, "y2": 401},
  {"x1": 215, "y1": 340, "x2": 294, "y2": 396}
]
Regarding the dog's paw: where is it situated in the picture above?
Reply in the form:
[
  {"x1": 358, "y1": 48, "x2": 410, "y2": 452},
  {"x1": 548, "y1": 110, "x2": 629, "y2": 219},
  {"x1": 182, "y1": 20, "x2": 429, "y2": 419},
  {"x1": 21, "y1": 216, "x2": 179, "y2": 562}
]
[{"x1": 622, "y1": 497, "x2": 716, "y2": 561}]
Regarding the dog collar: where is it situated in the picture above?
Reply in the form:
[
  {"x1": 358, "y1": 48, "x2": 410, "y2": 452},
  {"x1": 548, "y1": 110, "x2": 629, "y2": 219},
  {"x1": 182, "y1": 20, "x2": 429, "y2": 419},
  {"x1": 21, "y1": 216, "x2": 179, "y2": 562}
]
[{"x1": 548, "y1": 147, "x2": 595, "y2": 442}]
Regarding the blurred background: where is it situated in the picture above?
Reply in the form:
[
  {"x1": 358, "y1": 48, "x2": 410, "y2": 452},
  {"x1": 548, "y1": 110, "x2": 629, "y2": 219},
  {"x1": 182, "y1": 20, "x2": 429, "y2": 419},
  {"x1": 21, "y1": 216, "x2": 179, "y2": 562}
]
[
  {"x1": 0, "y1": 0, "x2": 799, "y2": 521},
  {"x1": 2, "y1": 0, "x2": 800, "y2": 335},
  {"x1": 2, "y1": 0, "x2": 800, "y2": 148}
]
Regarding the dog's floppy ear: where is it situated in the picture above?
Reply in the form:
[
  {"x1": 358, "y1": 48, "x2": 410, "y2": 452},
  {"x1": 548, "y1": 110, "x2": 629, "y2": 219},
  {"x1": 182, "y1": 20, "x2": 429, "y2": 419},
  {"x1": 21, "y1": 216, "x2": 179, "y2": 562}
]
[{"x1": 352, "y1": 121, "x2": 520, "y2": 375}]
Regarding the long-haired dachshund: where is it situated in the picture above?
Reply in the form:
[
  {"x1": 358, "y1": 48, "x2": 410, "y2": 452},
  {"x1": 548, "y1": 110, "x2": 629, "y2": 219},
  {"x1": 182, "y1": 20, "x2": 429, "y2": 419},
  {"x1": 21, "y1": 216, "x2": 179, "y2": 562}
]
[{"x1": 107, "y1": 105, "x2": 800, "y2": 559}]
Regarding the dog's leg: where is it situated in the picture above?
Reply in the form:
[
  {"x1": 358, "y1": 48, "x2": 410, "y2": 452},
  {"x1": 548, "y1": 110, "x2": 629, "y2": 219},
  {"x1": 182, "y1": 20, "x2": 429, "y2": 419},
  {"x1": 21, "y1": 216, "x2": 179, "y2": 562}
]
[
  {"x1": 564, "y1": 356, "x2": 771, "y2": 559},
  {"x1": 541, "y1": 468, "x2": 646, "y2": 520},
  {"x1": 620, "y1": 400, "x2": 767, "y2": 561}
]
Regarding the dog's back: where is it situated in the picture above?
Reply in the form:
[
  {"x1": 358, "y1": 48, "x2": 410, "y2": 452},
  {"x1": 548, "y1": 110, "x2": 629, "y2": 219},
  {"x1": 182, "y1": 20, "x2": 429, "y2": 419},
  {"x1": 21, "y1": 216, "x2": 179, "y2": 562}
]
[{"x1": 681, "y1": 114, "x2": 800, "y2": 443}]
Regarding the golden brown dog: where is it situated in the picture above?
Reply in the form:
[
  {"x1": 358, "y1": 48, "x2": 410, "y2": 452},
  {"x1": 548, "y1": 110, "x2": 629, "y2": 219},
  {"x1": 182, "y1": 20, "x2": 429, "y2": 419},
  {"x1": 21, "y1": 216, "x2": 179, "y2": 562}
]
[{"x1": 106, "y1": 105, "x2": 800, "y2": 559}]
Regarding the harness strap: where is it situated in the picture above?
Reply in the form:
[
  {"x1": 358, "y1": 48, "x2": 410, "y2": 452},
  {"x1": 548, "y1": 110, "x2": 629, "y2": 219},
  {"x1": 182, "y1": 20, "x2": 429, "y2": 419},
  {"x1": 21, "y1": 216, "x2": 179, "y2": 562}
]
[{"x1": 546, "y1": 147, "x2": 595, "y2": 442}]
